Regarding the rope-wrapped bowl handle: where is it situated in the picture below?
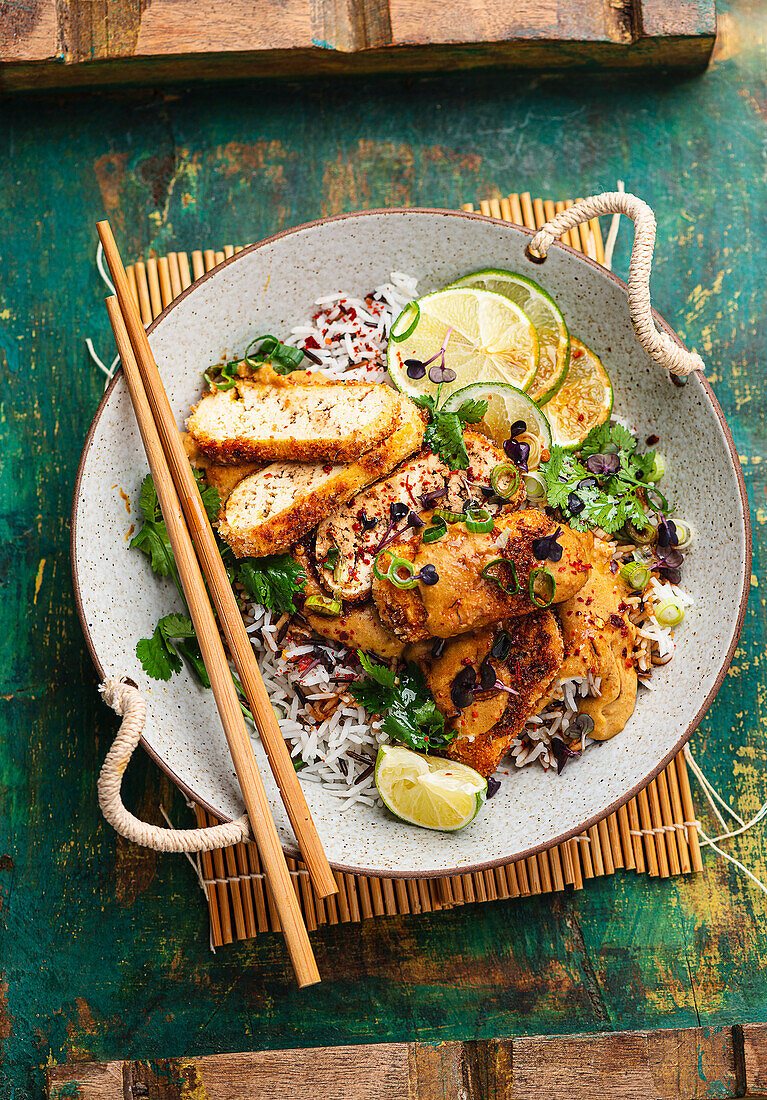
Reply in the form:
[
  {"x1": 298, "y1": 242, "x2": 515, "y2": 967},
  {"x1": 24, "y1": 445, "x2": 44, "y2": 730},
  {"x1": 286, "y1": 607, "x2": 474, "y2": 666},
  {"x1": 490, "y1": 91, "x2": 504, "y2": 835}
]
[
  {"x1": 99, "y1": 678, "x2": 251, "y2": 852},
  {"x1": 526, "y1": 192, "x2": 705, "y2": 379}
]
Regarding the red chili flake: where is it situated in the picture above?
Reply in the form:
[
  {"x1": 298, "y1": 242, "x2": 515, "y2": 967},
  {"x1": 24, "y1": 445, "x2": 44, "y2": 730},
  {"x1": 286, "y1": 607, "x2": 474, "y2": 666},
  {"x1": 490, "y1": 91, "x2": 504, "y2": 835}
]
[
  {"x1": 578, "y1": 413, "x2": 585, "y2": 422},
  {"x1": 609, "y1": 613, "x2": 624, "y2": 629},
  {"x1": 573, "y1": 348, "x2": 584, "y2": 359},
  {"x1": 618, "y1": 601, "x2": 630, "y2": 613},
  {"x1": 296, "y1": 656, "x2": 314, "y2": 672},
  {"x1": 646, "y1": 433, "x2": 659, "y2": 446},
  {"x1": 304, "y1": 335, "x2": 320, "y2": 350}
]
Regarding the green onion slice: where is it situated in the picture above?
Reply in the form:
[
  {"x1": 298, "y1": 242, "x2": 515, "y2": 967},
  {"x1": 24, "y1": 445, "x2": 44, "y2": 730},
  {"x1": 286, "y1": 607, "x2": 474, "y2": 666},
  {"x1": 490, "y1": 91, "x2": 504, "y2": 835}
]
[
  {"x1": 304, "y1": 593, "x2": 342, "y2": 617},
  {"x1": 422, "y1": 518, "x2": 447, "y2": 543},
  {"x1": 433, "y1": 506, "x2": 465, "y2": 525},
  {"x1": 373, "y1": 550, "x2": 420, "y2": 589},
  {"x1": 647, "y1": 453, "x2": 666, "y2": 482},
  {"x1": 523, "y1": 471, "x2": 547, "y2": 503},
  {"x1": 625, "y1": 520, "x2": 656, "y2": 546},
  {"x1": 673, "y1": 520, "x2": 694, "y2": 550},
  {"x1": 481, "y1": 558, "x2": 520, "y2": 595},
  {"x1": 655, "y1": 598, "x2": 685, "y2": 627},
  {"x1": 529, "y1": 567, "x2": 556, "y2": 608},
  {"x1": 490, "y1": 463, "x2": 520, "y2": 501},
  {"x1": 464, "y1": 506, "x2": 494, "y2": 534},
  {"x1": 389, "y1": 556, "x2": 420, "y2": 589},
  {"x1": 389, "y1": 301, "x2": 420, "y2": 343},
  {"x1": 620, "y1": 561, "x2": 650, "y2": 591},
  {"x1": 204, "y1": 361, "x2": 239, "y2": 391}
]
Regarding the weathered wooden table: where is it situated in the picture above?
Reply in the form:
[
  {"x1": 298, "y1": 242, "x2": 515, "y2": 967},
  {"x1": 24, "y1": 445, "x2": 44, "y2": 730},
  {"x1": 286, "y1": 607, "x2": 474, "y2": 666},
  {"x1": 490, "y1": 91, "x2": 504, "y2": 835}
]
[{"x1": 1, "y1": 0, "x2": 765, "y2": 1095}]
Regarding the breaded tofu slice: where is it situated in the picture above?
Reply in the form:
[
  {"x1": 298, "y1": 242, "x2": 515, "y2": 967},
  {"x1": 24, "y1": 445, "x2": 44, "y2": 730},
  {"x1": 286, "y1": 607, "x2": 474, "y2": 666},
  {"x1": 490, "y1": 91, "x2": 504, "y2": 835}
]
[
  {"x1": 294, "y1": 548, "x2": 406, "y2": 659},
  {"x1": 443, "y1": 612, "x2": 564, "y2": 776},
  {"x1": 187, "y1": 376, "x2": 400, "y2": 464},
  {"x1": 373, "y1": 510, "x2": 593, "y2": 642},
  {"x1": 183, "y1": 432, "x2": 260, "y2": 508},
  {"x1": 314, "y1": 431, "x2": 518, "y2": 603},
  {"x1": 552, "y1": 537, "x2": 637, "y2": 741},
  {"x1": 218, "y1": 395, "x2": 426, "y2": 557}
]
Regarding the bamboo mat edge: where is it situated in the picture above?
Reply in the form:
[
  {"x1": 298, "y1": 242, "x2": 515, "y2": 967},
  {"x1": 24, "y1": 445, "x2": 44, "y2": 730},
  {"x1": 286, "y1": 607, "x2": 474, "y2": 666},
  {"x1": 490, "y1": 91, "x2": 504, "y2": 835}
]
[{"x1": 123, "y1": 190, "x2": 703, "y2": 947}]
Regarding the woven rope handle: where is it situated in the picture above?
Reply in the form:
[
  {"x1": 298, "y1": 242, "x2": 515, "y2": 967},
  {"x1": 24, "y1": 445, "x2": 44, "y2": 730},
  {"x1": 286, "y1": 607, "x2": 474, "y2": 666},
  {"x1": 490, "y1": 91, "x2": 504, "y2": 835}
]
[
  {"x1": 98, "y1": 678, "x2": 251, "y2": 851},
  {"x1": 528, "y1": 192, "x2": 705, "y2": 378}
]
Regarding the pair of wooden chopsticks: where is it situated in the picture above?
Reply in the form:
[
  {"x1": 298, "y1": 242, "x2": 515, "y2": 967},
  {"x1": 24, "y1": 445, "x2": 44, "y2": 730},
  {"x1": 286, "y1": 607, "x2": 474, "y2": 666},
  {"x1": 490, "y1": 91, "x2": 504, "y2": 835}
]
[{"x1": 97, "y1": 221, "x2": 336, "y2": 988}]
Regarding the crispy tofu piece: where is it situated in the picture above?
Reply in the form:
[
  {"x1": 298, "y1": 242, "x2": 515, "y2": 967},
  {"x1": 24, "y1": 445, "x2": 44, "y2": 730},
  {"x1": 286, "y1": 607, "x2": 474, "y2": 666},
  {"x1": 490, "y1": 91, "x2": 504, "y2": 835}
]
[
  {"x1": 187, "y1": 376, "x2": 400, "y2": 464},
  {"x1": 439, "y1": 613, "x2": 563, "y2": 777},
  {"x1": 373, "y1": 510, "x2": 593, "y2": 642},
  {"x1": 296, "y1": 548, "x2": 406, "y2": 659},
  {"x1": 217, "y1": 396, "x2": 426, "y2": 557},
  {"x1": 183, "y1": 432, "x2": 260, "y2": 507},
  {"x1": 553, "y1": 538, "x2": 638, "y2": 741},
  {"x1": 314, "y1": 431, "x2": 515, "y2": 603}
]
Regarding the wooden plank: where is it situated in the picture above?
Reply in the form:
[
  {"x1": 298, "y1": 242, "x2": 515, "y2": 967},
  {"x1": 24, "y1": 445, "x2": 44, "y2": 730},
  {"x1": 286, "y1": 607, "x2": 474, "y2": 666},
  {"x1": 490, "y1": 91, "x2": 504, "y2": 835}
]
[
  {"x1": 512, "y1": 1027, "x2": 740, "y2": 1100},
  {"x1": 742, "y1": 1023, "x2": 767, "y2": 1097},
  {"x1": 46, "y1": 1026, "x2": 754, "y2": 1099},
  {"x1": 48, "y1": 1062, "x2": 125, "y2": 1100},
  {"x1": 0, "y1": 0, "x2": 716, "y2": 92}
]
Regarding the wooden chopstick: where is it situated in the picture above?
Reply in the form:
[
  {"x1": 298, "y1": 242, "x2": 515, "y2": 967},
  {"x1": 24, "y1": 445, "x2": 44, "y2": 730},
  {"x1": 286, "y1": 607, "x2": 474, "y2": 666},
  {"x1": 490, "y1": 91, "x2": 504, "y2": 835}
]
[
  {"x1": 97, "y1": 221, "x2": 337, "y2": 903},
  {"x1": 104, "y1": 297, "x2": 319, "y2": 986}
]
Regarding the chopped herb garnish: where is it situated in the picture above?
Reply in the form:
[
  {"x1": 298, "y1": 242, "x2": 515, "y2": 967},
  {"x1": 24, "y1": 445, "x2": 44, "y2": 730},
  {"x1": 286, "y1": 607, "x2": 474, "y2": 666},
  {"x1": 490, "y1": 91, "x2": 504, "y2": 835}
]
[
  {"x1": 350, "y1": 652, "x2": 452, "y2": 753},
  {"x1": 414, "y1": 393, "x2": 488, "y2": 471},
  {"x1": 236, "y1": 554, "x2": 307, "y2": 615},
  {"x1": 243, "y1": 334, "x2": 306, "y2": 375},
  {"x1": 540, "y1": 421, "x2": 671, "y2": 536}
]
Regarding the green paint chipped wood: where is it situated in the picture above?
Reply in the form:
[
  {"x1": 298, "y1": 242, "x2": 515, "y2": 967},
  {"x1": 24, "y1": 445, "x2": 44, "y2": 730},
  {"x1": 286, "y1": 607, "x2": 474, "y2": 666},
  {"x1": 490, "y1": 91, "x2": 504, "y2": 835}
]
[{"x1": 1, "y1": 0, "x2": 766, "y2": 1096}]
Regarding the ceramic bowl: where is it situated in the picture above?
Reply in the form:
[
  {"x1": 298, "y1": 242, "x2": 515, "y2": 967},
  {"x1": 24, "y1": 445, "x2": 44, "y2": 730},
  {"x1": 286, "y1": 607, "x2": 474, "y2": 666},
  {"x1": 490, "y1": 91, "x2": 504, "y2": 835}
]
[{"x1": 72, "y1": 209, "x2": 750, "y2": 878}]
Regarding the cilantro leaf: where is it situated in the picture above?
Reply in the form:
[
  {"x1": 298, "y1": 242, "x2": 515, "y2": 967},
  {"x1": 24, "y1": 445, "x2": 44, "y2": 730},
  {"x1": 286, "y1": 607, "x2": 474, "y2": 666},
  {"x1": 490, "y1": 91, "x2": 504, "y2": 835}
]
[
  {"x1": 414, "y1": 395, "x2": 489, "y2": 471},
  {"x1": 193, "y1": 467, "x2": 221, "y2": 523},
  {"x1": 136, "y1": 613, "x2": 196, "y2": 681},
  {"x1": 610, "y1": 422, "x2": 636, "y2": 453},
  {"x1": 130, "y1": 470, "x2": 220, "y2": 579},
  {"x1": 130, "y1": 475, "x2": 175, "y2": 576},
  {"x1": 455, "y1": 398, "x2": 488, "y2": 424},
  {"x1": 579, "y1": 422, "x2": 612, "y2": 458},
  {"x1": 237, "y1": 554, "x2": 307, "y2": 614},
  {"x1": 358, "y1": 650, "x2": 396, "y2": 689},
  {"x1": 350, "y1": 653, "x2": 450, "y2": 753}
]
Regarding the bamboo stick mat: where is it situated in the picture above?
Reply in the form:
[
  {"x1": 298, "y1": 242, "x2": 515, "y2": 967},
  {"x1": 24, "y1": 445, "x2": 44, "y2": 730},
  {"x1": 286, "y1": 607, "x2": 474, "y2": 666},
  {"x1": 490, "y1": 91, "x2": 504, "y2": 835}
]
[{"x1": 124, "y1": 191, "x2": 702, "y2": 946}]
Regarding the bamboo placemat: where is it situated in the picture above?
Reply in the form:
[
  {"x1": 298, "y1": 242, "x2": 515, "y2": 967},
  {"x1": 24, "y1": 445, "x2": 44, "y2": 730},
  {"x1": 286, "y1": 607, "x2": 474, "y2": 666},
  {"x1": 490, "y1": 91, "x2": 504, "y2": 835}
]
[{"x1": 124, "y1": 191, "x2": 703, "y2": 946}]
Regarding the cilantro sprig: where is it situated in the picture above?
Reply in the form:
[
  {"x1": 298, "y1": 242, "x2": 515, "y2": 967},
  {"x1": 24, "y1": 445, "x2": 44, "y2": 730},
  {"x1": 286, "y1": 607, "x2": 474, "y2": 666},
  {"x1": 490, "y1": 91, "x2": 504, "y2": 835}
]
[
  {"x1": 236, "y1": 555, "x2": 306, "y2": 615},
  {"x1": 540, "y1": 421, "x2": 670, "y2": 536},
  {"x1": 350, "y1": 651, "x2": 453, "y2": 754},
  {"x1": 413, "y1": 394, "x2": 488, "y2": 471}
]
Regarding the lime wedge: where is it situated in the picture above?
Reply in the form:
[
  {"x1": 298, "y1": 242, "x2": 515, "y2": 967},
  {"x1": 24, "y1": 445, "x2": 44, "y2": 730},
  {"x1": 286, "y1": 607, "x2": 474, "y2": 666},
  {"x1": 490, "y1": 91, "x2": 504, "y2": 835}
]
[
  {"x1": 387, "y1": 288, "x2": 539, "y2": 404},
  {"x1": 542, "y1": 337, "x2": 613, "y2": 450},
  {"x1": 442, "y1": 381, "x2": 551, "y2": 453},
  {"x1": 375, "y1": 745, "x2": 487, "y2": 831},
  {"x1": 448, "y1": 269, "x2": 570, "y2": 404}
]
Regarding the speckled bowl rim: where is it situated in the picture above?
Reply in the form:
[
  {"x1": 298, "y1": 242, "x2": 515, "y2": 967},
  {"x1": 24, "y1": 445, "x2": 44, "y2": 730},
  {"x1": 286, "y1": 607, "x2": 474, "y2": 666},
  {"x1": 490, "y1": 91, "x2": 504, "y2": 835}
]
[{"x1": 71, "y1": 207, "x2": 752, "y2": 879}]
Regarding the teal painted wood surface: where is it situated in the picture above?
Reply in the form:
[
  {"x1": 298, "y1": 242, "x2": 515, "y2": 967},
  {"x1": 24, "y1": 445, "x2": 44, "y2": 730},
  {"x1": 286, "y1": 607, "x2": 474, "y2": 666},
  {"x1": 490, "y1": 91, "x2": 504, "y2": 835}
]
[{"x1": 0, "y1": 0, "x2": 765, "y2": 1096}]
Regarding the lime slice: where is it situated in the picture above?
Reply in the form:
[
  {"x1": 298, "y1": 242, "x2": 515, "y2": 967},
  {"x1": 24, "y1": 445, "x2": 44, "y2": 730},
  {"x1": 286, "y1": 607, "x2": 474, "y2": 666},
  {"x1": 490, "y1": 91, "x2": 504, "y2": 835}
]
[
  {"x1": 542, "y1": 337, "x2": 613, "y2": 450},
  {"x1": 448, "y1": 270, "x2": 570, "y2": 404},
  {"x1": 375, "y1": 745, "x2": 487, "y2": 831},
  {"x1": 442, "y1": 381, "x2": 551, "y2": 452},
  {"x1": 387, "y1": 288, "x2": 539, "y2": 404}
]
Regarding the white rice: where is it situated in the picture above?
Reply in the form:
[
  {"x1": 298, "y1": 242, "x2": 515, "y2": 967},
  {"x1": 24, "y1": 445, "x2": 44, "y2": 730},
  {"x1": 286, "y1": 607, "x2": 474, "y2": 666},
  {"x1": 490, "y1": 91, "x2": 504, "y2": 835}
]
[{"x1": 282, "y1": 271, "x2": 418, "y2": 383}]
